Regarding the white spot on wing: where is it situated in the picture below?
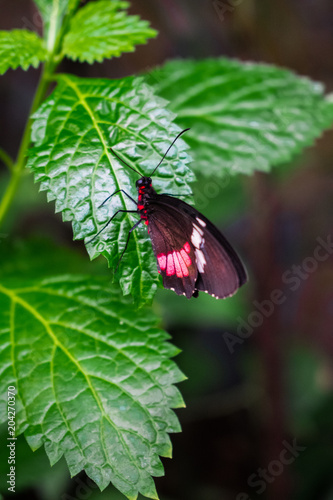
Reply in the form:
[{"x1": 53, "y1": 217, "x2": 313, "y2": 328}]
[
  {"x1": 191, "y1": 228, "x2": 202, "y2": 249},
  {"x1": 193, "y1": 223, "x2": 204, "y2": 235},
  {"x1": 195, "y1": 248, "x2": 206, "y2": 273},
  {"x1": 196, "y1": 217, "x2": 206, "y2": 227}
]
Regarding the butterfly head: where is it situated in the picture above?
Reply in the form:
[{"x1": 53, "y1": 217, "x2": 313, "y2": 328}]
[{"x1": 136, "y1": 176, "x2": 152, "y2": 190}]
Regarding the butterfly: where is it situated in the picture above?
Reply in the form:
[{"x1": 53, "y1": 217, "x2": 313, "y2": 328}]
[{"x1": 89, "y1": 129, "x2": 247, "y2": 299}]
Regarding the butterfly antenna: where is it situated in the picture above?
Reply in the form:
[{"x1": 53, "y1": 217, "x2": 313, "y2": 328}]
[
  {"x1": 150, "y1": 128, "x2": 190, "y2": 176},
  {"x1": 110, "y1": 148, "x2": 142, "y2": 176}
]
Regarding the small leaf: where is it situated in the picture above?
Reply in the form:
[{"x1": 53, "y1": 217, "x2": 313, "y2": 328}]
[
  {"x1": 63, "y1": 0, "x2": 157, "y2": 63},
  {"x1": 27, "y1": 74, "x2": 194, "y2": 304},
  {"x1": 146, "y1": 58, "x2": 333, "y2": 177},
  {"x1": 0, "y1": 30, "x2": 47, "y2": 75},
  {"x1": 34, "y1": 0, "x2": 79, "y2": 49},
  {"x1": 0, "y1": 240, "x2": 185, "y2": 499}
]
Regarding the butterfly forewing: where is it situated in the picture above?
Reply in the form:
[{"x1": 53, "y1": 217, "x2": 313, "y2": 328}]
[{"x1": 191, "y1": 221, "x2": 241, "y2": 298}]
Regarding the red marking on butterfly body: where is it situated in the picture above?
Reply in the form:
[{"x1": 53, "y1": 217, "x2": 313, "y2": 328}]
[{"x1": 137, "y1": 192, "x2": 149, "y2": 225}]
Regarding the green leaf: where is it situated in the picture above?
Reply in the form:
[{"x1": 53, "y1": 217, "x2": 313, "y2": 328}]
[
  {"x1": 63, "y1": 0, "x2": 157, "y2": 63},
  {"x1": 0, "y1": 30, "x2": 47, "y2": 75},
  {"x1": 0, "y1": 240, "x2": 185, "y2": 499},
  {"x1": 146, "y1": 58, "x2": 333, "y2": 177},
  {"x1": 27, "y1": 74, "x2": 193, "y2": 304},
  {"x1": 34, "y1": 0, "x2": 80, "y2": 51}
]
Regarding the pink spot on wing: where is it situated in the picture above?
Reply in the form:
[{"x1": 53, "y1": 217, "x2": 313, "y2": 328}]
[
  {"x1": 144, "y1": 220, "x2": 149, "y2": 225},
  {"x1": 157, "y1": 253, "x2": 166, "y2": 270},
  {"x1": 173, "y1": 251, "x2": 183, "y2": 278},
  {"x1": 180, "y1": 248, "x2": 191, "y2": 267},
  {"x1": 137, "y1": 204, "x2": 144, "y2": 210},
  {"x1": 178, "y1": 252, "x2": 189, "y2": 276},
  {"x1": 184, "y1": 242, "x2": 191, "y2": 253},
  {"x1": 166, "y1": 253, "x2": 175, "y2": 276}
]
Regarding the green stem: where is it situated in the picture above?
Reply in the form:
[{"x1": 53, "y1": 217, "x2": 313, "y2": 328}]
[
  {"x1": 0, "y1": 0, "x2": 78, "y2": 229},
  {"x1": 0, "y1": 61, "x2": 54, "y2": 228},
  {"x1": 0, "y1": 148, "x2": 14, "y2": 171}
]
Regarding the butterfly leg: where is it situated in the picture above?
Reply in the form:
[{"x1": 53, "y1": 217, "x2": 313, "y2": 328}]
[
  {"x1": 99, "y1": 189, "x2": 137, "y2": 208},
  {"x1": 87, "y1": 209, "x2": 139, "y2": 244},
  {"x1": 115, "y1": 219, "x2": 143, "y2": 272}
]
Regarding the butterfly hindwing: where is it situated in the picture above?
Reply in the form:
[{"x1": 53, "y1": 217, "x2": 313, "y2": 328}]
[
  {"x1": 147, "y1": 195, "x2": 247, "y2": 299},
  {"x1": 147, "y1": 203, "x2": 198, "y2": 298}
]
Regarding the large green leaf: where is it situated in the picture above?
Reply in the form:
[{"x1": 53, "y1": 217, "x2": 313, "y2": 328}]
[
  {"x1": 63, "y1": 0, "x2": 157, "y2": 63},
  {"x1": 0, "y1": 240, "x2": 185, "y2": 499},
  {"x1": 147, "y1": 58, "x2": 333, "y2": 177},
  {"x1": 27, "y1": 75, "x2": 193, "y2": 304},
  {"x1": 0, "y1": 30, "x2": 47, "y2": 75}
]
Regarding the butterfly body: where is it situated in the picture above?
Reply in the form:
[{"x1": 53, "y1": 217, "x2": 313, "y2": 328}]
[
  {"x1": 135, "y1": 176, "x2": 247, "y2": 299},
  {"x1": 136, "y1": 176, "x2": 154, "y2": 227}
]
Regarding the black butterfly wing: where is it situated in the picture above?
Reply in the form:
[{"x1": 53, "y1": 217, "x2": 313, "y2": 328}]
[
  {"x1": 147, "y1": 202, "x2": 198, "y2": 298},
  {"x1": 147, "y1": 194, "x2": 247, "y2": 299}
]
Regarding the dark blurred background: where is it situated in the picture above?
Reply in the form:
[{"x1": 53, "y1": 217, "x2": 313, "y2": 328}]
[{"x1": 1, "y1": 1, "x2": 333, "y2": 500}]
